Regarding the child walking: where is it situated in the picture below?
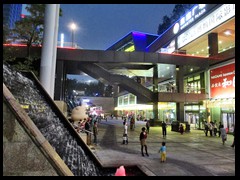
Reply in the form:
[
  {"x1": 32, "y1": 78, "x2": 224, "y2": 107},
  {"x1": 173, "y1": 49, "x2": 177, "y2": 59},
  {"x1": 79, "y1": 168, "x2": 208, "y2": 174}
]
[{"x1": 159, "y1": 142, "x2": 167, "y2": 162}]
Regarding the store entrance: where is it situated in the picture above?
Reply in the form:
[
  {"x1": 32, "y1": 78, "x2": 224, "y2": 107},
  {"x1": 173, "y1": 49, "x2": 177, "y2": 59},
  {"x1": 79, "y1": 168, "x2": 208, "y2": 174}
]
[
  {"x1": 222, "y1": 112, "x2": 235, "y2": 133},
  {"x1": 185, "y1": 111, "x2": 199, "y2": 129}
]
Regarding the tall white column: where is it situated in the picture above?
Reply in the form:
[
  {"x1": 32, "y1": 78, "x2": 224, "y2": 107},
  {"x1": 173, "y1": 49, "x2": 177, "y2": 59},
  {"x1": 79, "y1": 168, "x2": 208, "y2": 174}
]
[
  {"x1": 50, "y1": 4, "x2": 60, "y2": 98},
  {"x1": 40, "y1": 4, "x2": 57, "y2": 98}
]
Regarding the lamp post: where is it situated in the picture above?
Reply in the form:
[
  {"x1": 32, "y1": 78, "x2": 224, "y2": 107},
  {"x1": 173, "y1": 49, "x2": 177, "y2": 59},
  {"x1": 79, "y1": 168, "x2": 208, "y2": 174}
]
[{"x1": 70, "y1": 22, "x2": 76, "y2": 48}]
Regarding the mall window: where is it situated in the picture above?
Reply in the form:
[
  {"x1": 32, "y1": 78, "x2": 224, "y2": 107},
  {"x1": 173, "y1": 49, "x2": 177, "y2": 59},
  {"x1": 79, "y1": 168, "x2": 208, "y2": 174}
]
[
  {"x1": 118, "y1": 96, "x2": 123, "y2": 106},
  {"x1": 123, "y1": 95, "x2": 128, "y2": 105},
  {"x1": 184, "y1": 75, "x2": 202, "y2": 93},
  {"x1": 129, "y1": 94, "x2": 136, "y2": 104}
]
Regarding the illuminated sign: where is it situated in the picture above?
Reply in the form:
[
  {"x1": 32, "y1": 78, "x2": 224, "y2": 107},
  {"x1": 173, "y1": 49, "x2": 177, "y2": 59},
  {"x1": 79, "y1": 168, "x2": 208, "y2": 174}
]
[
  {"x1": 210, "y1": 63, "x2": 235, "y2": 98},
  {"x1": 160, "y1": 40, "x2": 175, "y2": 53},
  {"x1": 173, "y1": 4, "x2": 206, "y2": 34},
  {"x1": 177, "y1": 4, "x2": 235, "y2": 48}
]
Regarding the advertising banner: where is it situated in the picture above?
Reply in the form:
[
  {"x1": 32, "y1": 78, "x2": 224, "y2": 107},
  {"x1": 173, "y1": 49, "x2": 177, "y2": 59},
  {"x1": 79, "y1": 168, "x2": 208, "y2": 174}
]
[{"x1": 210, "y1": 63, "x2": 235, "y2": 98}]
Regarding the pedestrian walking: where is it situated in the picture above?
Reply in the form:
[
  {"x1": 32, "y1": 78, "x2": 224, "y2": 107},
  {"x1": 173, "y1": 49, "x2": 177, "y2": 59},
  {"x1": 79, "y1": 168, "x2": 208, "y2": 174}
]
[
  {"x1": 146, "y1": 120, "x2": 150, "y2": 134},
  {"x1": 209, "y1": 122, "x2": 213, "y2": 136},
  {"x1": 218, "y1": 122, "x2": 222, "y2": 137},
  {"x1": 179, "y1": 124, "x2": 184, "y2": 135},
  {"x1": 220, "y1": 124, "x2": 227, "y2": 145},
  {"x1": 93, "y1": 121, "x2": 98, "y2": 144},
  {"x1": 204, "y1": 121, "x2": 209, "y2": 136},
  {"x1": 162, "y1": 121, "x2": 167, "y2": 137},
  {"x1": 122, "y1": 122, "x2": 128, "y2": 144},
  {"x1": 213, "y1": 122, "x2": 218, "y2": 136},
  {"x1": 139, "y1": 127, "x2": 149, "y2": 157},
  {"x1": 231, "y1": 127, "x2": 235, "y2": 148},
  {"x1": 130, "y1": 117, "x2": 135, "y2": 130}
]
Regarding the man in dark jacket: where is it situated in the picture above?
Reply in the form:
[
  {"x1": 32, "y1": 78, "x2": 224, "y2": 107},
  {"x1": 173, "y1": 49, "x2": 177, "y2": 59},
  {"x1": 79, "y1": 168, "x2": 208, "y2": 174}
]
[
  {"x1": 162, "y1": 121, "x2": 167, "y2": 137},
  {"x1": 85, "y1": 120, "x2": 90, "y2": 135}
]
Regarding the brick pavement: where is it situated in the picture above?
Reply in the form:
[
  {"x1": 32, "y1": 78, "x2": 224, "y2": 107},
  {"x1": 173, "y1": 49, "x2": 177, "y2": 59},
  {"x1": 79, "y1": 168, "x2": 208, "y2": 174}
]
[{"x1": 79, "y1": 119, "x2": 235, "y2": 176}]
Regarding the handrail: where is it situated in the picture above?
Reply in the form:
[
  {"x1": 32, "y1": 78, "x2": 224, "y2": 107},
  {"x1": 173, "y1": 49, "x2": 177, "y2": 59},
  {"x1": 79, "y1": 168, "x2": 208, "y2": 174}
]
[{"x1": 79, "y1": 128, "x2": 94, "y2": 135}]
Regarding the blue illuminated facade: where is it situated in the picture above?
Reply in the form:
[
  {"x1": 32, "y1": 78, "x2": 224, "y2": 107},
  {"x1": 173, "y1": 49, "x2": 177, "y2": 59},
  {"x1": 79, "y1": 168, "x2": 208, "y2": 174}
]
[{"x1": 106, "y1": 31, "x2": 159, "y2": 52}]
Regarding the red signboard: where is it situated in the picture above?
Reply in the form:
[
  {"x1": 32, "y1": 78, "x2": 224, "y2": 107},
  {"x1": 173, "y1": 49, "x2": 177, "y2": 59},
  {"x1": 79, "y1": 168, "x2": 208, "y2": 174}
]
[{"x1": 210, "y1": 63, "x2": 235, "y2": 98}]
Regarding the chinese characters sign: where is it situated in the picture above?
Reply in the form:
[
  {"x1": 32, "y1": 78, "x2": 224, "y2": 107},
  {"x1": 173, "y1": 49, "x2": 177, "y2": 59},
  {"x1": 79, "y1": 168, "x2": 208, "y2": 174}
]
[
  {"x1": 210, "y1": 63, "x2": 235, "y2": 98},
  {"x1": 177, "y1": 4, "x2": 235, "y2": 48}
]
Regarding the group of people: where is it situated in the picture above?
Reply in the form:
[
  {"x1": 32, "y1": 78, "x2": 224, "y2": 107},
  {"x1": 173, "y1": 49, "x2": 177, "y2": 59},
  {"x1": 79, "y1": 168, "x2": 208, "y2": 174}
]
[
  {"x1": 204, "y1": 121, "x2": 235, "y2": 147},
  {"x1": 204, "y1": 121, "x2": 219, "y2": 137},
  {"x1": 81, "y1": 117, "x2": 99, "y2": 145},
  {"x1": 139, "y1": 126, "x2": 167, "y2": 162}
]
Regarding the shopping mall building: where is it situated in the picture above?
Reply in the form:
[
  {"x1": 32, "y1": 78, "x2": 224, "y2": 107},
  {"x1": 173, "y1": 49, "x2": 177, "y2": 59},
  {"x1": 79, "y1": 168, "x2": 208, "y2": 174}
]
[
  {"x1": 5, "y1": 4, "x2": 234, "y2": 131},
  {"x1": 106, "y1": 4, "x2": 235, "y2": 130}
]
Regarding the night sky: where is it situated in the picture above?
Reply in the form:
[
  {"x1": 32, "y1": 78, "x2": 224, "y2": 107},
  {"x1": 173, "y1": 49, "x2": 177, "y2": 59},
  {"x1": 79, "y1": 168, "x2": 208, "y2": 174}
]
[{"x1": 58, "y1": 4, "x2": 176, "y2": 50}]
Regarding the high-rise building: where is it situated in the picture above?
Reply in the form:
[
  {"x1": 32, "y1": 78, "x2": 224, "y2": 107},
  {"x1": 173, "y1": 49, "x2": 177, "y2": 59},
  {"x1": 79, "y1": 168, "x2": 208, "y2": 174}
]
[{"x1": 3, "y1": 4, "x2": 22, "y2": 29}]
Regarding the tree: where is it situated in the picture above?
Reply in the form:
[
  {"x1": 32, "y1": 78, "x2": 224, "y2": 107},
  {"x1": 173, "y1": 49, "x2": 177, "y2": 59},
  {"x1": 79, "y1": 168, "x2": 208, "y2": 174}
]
[
  {"x1": 65, "y1": 78, "x2": 113, "y2": 98},
  {"x1": 11, "y1": 4, "x2": 45, "y2": 58},
  {"x1": 4, "y1": 4, "x2": 62, "y2": 77},
  {"x1": 171, "y1": 4, "x2": 193, "y2": 22},
  {"x1": 104, "y1": 85, "x2": 113, "y2": 97},
  {"x1": 157, "y1": 4, "x2": 193, "y2": 35},
  {"x1": 157, "y1": 15, "x2": 171, "y2": 35}
]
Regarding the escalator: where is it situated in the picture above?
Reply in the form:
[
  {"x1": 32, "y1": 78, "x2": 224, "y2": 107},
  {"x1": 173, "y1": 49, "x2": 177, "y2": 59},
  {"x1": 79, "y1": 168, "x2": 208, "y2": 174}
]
[{"x1": 78, "y1": 63, "x2": 154, "y2": 103}]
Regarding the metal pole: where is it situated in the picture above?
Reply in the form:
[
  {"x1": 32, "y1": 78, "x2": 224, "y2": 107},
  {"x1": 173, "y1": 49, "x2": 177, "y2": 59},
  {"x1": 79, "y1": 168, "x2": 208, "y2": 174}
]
[
  {"x1": 72, "y1": 29, "x2": 74, "y2": 47},
  {"x1": 40, "y1": 4, "x2": 57, "y2": 96},
  {"x1": 50, "y1": 4, "x2": 60, "y2": 98}
]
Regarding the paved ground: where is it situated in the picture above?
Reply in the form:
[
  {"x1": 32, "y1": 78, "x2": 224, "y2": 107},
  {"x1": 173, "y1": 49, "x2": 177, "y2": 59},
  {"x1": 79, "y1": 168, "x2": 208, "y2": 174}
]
[{"x1": 79, "y1": 118, "x2": 235, "y2": 176}]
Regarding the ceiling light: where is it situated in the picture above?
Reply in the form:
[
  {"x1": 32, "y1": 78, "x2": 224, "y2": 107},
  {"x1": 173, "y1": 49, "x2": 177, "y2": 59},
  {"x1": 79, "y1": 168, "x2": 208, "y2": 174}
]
[{"x1": 224, "y1": 30, "x2": 231, "y2": 36}]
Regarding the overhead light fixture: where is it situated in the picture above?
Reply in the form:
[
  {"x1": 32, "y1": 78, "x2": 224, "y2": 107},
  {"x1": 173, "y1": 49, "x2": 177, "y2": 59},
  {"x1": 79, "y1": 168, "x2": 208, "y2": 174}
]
[{"x1": 224, "y1": 30, "x2": 231, "y2": 36}]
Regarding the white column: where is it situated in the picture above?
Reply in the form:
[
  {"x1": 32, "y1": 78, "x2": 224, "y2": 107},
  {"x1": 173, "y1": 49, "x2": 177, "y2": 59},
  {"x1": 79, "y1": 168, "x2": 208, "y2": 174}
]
[
  {"x1": 40, "y1": 4, "x2": 57, "y2": 98},
  {"x1": 50, "y1": 4, "x2": 60, "y2": 98}
]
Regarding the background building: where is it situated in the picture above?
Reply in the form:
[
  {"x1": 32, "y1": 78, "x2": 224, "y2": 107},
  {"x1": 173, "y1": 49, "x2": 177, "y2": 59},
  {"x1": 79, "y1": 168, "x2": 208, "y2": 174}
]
[{"x1": 3, "y1": 4, "x2": 22, "y2": 30}]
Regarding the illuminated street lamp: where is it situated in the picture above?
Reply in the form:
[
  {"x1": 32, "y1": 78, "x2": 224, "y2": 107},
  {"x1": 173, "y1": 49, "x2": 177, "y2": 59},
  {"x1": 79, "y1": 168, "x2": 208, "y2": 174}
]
[{"x1": 70, "y1": 22, "x2": 76, "y2": 47}]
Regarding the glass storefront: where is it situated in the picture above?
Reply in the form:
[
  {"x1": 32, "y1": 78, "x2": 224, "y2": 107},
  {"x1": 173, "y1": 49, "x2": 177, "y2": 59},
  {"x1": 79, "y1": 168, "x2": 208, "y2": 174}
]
[
  {"x1": 116, "y1": 94, "x2": 176, "y2": 122},
  {"x1": 184, "y1": 104, "x2": 206, "y2": 129},
  {"x1": 206, "y1": 98, "x2": 235, "y2": 133}
]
